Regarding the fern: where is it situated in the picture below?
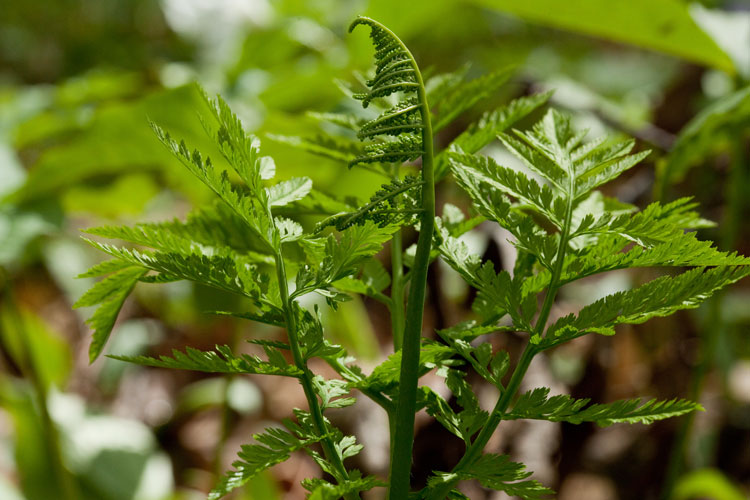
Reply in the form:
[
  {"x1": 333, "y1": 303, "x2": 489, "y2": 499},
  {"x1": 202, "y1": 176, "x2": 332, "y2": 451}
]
[
  {"x1": 110, "y1": 345, "x2": 303, "y2": 378},
  {"x1": 73, "y1": 18, "x2": 750, "y2": 500},
  {"x1": 207, "y1": 411, "x2": 324, "y2": 500},
  {"x1": 76, "y1": 86, "x2": 383, "y2": 499},
  {"x1": 425, "y1": 107, "x2": 750, "y2": 498},
  {"x1": 506, "y1": 388, "x2": 702, "y2": 426}
]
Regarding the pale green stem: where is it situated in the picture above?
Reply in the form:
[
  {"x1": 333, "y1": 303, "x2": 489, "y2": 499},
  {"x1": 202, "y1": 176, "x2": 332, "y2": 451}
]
[{"x1": 386, "y1": 36, "x2": 436, "y2": 500}]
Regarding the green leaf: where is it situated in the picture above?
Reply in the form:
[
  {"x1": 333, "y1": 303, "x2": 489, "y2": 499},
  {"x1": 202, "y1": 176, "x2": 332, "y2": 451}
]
[
  {"x1": 266, "y1": 177, "x2": 312, "y2": 207},
  {"x1": 83, "y1": 239, "x2": 269, "y2": 303},
  {"x1": 355, "y1": 341, "x2": 455, "y2": 393},
  {"x1": 304, "y1": 471, "x2": 385, "y2": 500},
  {"x1": 294, "y1": 221, "x2": 396, "y2": 298},
  {"x1": 435, "y1": 90, "x2": 553, "y2": 179},
  {"x1": 150, "y1": 122, "x2": 275, "y2": 247},
  {"x1": 562, "y1": 231, "x2": 750, "y2": 284},
  {"x1": 449, "y1": 151, "x2": 566, "y2": 228},
  {"x1": 312, "y1": 376, "x2": 357, "y2": 410},
  {"x1": 109, "y1": 345, "x2": 302, "y2": 377},
  {"x1": 426, "y1": 454, "x2": 552, "y2": 500},
  {"x1": 506, "y1": 387, "x2": 702, "y2": 426},
  {"x1": 432, "y1": 67, "x2": 513, "y2": 132},
  {"x1": 572, "y1": 197, "x2": 713, "y2": 247},
  {"x1": 662, "y1": 85, "x2": 750, "y2": 184},
  {"x1": 543, "y1": 266, "x2": 750, "y2": 347},
  {"x1": 332, "y1": 258, "x2": 391, "y2": 299},
  {"x1": 75, "y1": 265, "x2": 147, "y2": 362},
  {"x1": 471, "y1": 0, "x2": 734, "y2": 72},
  {"x1": 317, "y1": 175, "x2": 423, "y2": 231},
  {"x1": 357, "y1": 98, "x2": 422, "y2": 140},
  {"x1": 208, "y1": 417, "x2": 323, "y2": 500}
]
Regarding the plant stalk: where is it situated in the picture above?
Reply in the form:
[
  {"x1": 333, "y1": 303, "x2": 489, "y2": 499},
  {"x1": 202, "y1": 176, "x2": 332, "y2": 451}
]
[
  {"x1": 387, "y1": 50, "x2": 436, "y2": 499},
  {"x1": 273, "y1": 251, "x2": 356, "y2": 497},
  {"x1": 390, "y1": 164, "x2": 406, "y2": 352},
  {"x1": 430, "y1": 168, "x2": 576, "y2": 498}
]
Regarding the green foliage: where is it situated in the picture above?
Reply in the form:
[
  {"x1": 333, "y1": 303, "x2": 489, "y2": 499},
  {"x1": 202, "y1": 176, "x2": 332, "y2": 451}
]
[
  {"x1": 74, "y1": 265, "x2": 147, "y2": 362},
  {"x1": 470, "y1": 0, "x2": 735, "y2": 72},
  {"x1": 207, "y1": 412, "x2": 324, "y2": 500},
  {"x1": 71, "y1": 16, "x2": 749, "y2": 500},
  {"x1": 317, "y1": 176, "x2": 423, "y2": 231},
  {"x1": 426, "y1": 106, "x2": 749, "y2": 497},
  {"x1": 506, "y1": 388, "x2": 702, "y2": 425},
  {"x1": 661, "y1": 85, "x2": 750, "y2": 185},
  {"x1": 426, "y1": 454, "x2": 553, "y2": 500},
  {"x1": 110, "y1": 345, "x2": 303, "y2": 378}
]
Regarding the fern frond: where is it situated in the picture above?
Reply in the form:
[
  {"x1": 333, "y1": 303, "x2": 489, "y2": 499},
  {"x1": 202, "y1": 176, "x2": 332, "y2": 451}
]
[
  {"x1": 432, "y1": 67, "x2": 513, "y2": 132},
  {"x1": 316, "y1": 175, "x2": 423, "y2": 231},
  {"x1": 349, "y1": 18, "x2": 420, "y2": 108},
  {"x1": 506, "y1": 387, "x2": 702, "y2": 426},
  {"x1": 74, "y1": 265, "x2": 147, "y2": 362},
  {"x1": 542, "y1": 266, "x2": 750, "y2": 347},
  {"x1": 349, "y1": 133, "x2": 423, "y2": 167},
  {"x1": 434, "y1": 90, "x2": 552, "y2": 179},
  {"x1": 208, "y1": 413, "x2": 323, "y2": 500},
  {"x1": 449, "y1": 151, "x2": 567, "y2": 228},
  {"x1": 348, "y1": 15, "x2": 429, "y2": 178},
  {"x1": 426, "y1": 454, "x2": 552, "y2": 500},
  {"x1": 110, "y1": 345, "x2": 302, "y2": 377}
]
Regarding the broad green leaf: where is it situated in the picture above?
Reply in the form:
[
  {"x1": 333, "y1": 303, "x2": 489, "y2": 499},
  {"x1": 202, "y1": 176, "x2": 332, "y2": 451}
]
[{"x1": 471, "y1": 0, "x2": 734, "y2": 72}]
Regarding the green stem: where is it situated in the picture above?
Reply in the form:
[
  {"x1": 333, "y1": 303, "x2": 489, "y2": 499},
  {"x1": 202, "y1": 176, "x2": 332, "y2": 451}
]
[
  {"x1": 430, "y1": 168, "x2": 576, "y2": 498},
  {"x1": 390, "y1": 164, "x2": 406, "y2": 352},
  {"x1": 273, "y1": 251, "x2": 355, "y2": 496},
  {"x1": 387, "y1": 44, "x2": 436, "y2": 500}
]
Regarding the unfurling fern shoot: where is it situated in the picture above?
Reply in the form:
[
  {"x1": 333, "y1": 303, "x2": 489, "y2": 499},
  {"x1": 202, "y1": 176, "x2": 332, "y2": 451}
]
[{"x1": 348, "y1": 16, "x2": 436, "y2": 500}]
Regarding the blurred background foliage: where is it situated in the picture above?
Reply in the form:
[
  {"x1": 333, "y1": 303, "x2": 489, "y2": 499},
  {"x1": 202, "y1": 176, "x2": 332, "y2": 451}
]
[{"x1": 1, "y1": 0, "x2": 749, "y2": 499}]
